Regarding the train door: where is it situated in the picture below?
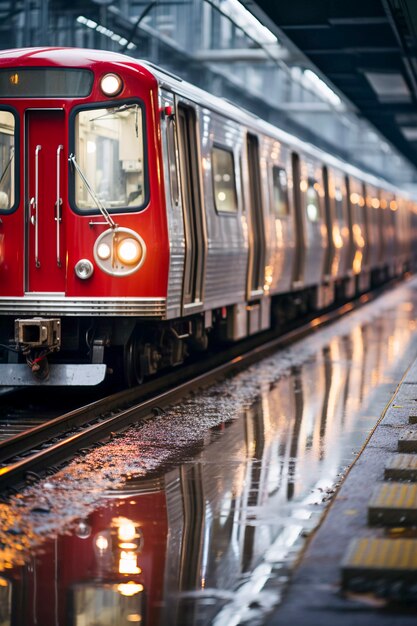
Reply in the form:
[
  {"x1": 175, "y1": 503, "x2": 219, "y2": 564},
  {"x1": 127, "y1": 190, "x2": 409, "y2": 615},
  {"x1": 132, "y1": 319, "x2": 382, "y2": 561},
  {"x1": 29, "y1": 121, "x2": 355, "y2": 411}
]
[
  {"x1": 246, "y1": 133, "x2": 266, "y2": 297},
  {"x1": 176, "y1": 102, "x2": 205, "y2": 310},
  {"x1": 25, "y1": 109, "x2": 66, "y2": 293},
  {"x1": 292, "y1": 153, "x2": 327, "y2": 289},
  {"x1": 291, "y1": 152, "x2": 304, "y2": 286}
]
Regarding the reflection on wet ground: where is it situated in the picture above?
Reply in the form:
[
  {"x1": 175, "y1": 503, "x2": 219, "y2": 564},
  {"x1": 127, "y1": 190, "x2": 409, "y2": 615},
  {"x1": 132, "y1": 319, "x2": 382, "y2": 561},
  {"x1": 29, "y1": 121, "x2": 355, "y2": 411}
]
[{"x1": 2, "y1": 281, "x2": 417, "y2": 625}]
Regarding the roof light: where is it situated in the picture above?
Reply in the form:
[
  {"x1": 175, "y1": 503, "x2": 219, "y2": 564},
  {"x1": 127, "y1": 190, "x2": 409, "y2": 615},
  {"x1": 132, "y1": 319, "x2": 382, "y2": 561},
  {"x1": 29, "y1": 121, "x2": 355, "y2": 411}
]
[
  {"x1": 101, "y1": 73, "x2": 123, "y2": 97},
  {"x1": 303, "y1": 69, "x2": 342, "y2": 107}
]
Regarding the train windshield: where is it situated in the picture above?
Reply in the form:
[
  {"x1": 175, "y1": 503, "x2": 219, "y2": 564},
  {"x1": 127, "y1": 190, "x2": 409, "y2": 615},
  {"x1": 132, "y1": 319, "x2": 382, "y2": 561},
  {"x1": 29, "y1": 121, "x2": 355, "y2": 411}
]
[
  {"x1": 73, "y1": 103, "x2": 145, "y2": 212},
  {"x1": 0, "y1": 110, "x2": 15, "y2": 212}
]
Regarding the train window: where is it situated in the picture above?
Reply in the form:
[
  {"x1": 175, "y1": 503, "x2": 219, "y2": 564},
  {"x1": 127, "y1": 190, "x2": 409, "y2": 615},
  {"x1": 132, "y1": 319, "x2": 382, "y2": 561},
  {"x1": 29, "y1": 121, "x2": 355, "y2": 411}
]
[
  {"x1": 73, "y1": 102, "x2": 145, "y2": 212},
  {"x1": 0, "y1": 68, "x2": 93, "y2": 97},
  {"x1": 166, "y1": 116, "x2": 179, "y2": 207},
  {"x1": 0, "y1": 110, "x2": 15, "y2": 212},
  {"x1": 271, "y1": 166, "x2": 289, "y2": 217},
  {"x1": 212, "y1": 146, "x2": 237, "y2": 213},
  {"x1": 306, "y1": 179, "x2": 320, "y2": 222},
  {"x1": 334, "y1": 186, "x2": 345, "y2": 223}
]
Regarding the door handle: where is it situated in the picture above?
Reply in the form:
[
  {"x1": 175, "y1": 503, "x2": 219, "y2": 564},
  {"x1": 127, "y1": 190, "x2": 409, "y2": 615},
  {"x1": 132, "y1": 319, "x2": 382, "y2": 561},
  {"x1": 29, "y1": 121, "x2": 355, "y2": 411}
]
[
  {"x1": 33, "y1": 145, "x2": 41, "y2": 267},
  {"x1": 56, "y1": 144, "x2": 63, "y2": 266}
]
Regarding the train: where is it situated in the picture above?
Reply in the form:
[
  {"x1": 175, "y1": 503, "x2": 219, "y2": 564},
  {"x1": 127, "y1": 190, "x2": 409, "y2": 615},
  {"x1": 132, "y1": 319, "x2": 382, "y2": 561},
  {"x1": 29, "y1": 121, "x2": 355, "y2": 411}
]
[{"x1": 0, "y1": 46, "x2": 415, "y2": 386}]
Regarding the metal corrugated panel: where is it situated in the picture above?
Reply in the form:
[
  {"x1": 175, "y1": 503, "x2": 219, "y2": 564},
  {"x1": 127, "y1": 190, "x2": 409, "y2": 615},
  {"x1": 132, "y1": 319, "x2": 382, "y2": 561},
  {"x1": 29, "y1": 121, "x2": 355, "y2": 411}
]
[
  {"x1": 204, "y1": 247, "x2": 247, "y2": 306},
  {"x1": 166, "y1": 245, "x2": 185, "y2": 319},
  {"x1": 160, "y1": 89, "x2": 186, "y2": 320},
  {"x1": 0, "y1": 296, "x2": 166, "y2": 317},
  {"x1": 201, "y1": 112, "x2": 248, "y2": 308}
]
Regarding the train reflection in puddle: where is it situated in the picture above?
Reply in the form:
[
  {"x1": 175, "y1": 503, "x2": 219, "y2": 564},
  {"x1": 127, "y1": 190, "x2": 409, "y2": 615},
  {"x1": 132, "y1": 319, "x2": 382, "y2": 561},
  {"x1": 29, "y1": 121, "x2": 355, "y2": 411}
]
[{"x1": 0, "y1": 309, "x2": 416, "y2": 626}]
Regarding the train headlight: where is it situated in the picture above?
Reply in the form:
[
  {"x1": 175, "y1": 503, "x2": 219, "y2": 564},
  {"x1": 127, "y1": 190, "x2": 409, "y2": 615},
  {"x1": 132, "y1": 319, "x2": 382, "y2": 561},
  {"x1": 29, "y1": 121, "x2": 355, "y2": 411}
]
[
  {"x1": 97, "y1": 242, "x2": 111, "y2": 261},
  {"x1": 116, "y1": 238, "x2": 142, "y2": 266},
  {"x1": 74, "y1": 259, "x2": 94, "y2": 280},
  {"x1": 94, "y1": 227, "x2": 146, "y2": 276},
  {"x1": 100, "y1": 73, "x2": 123, "y2": 97}
]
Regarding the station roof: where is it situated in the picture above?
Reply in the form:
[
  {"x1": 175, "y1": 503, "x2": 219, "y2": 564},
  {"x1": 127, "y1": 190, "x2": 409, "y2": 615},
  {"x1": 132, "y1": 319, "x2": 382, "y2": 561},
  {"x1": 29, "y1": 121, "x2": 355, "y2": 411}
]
[
  {"x1": 1, "y1": 0, "x2": 416, "y2": 185},
  {"x1": 246, "y1": 0, "x2": 417, "y2": 172}
]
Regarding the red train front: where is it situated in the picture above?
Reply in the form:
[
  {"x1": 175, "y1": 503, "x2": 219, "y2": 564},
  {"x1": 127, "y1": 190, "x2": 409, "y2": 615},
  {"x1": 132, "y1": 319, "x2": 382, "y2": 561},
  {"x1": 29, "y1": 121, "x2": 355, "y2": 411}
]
[{"x1": 0, "y1": 47, "x2": 170, "y2": 386}]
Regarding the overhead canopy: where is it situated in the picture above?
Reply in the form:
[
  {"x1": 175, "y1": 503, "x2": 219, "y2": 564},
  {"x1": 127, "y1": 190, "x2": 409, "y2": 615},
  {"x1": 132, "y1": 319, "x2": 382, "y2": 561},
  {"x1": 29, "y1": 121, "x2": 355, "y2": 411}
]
[{"x1": 245, "y1": 0, "x2": 417, "y2": 174}]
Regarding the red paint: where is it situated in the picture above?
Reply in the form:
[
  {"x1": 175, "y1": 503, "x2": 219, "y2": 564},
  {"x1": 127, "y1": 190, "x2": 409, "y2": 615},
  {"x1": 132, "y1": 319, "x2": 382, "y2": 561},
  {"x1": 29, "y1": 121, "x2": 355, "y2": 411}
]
[
  {"x1": 26, "y1": 110, "x2": 66, "y2": 292},
  {"x1": 6, "y1": 490, "x2": 169, "y2": 626},
  {"x1": 0, "y1": 48, "x2": 170, "y2": 301}
]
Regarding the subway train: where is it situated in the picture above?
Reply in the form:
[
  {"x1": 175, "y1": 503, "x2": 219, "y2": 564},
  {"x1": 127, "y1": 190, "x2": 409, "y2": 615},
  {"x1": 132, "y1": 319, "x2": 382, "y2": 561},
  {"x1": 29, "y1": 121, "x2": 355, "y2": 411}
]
[{"x1": 0, "y1": 47, "x2": 415, "y2": 386}]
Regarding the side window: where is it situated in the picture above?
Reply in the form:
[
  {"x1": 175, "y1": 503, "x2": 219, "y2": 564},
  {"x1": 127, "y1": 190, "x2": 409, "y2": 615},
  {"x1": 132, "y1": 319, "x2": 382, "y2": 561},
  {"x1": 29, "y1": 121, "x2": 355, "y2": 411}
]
[
  {"x1": 0, "y1": 110, "x2": 15, "y2": 212},
  {"x1": 334, "y1": 185, "x2": 345, "y2": 223},
  {"x1": 166, "y1": 116, "x2": 179, "y2": 207},
  {"x1": 271, "y1": 166, "x2": 289, "y2": 217},
  {"x1": 306, "y1": 178, "x2": 320, "y2": 222},
  {"x1": 212, "y1": 146, "x2": 237, "y2": 213}
]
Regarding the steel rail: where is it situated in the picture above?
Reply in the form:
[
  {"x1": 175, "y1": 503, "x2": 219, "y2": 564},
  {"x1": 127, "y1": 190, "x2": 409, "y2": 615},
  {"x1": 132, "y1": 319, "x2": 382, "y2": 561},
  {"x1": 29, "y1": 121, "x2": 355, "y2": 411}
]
[{"x1": 0, "y1": 284, "x2": 395, "y2": 491}]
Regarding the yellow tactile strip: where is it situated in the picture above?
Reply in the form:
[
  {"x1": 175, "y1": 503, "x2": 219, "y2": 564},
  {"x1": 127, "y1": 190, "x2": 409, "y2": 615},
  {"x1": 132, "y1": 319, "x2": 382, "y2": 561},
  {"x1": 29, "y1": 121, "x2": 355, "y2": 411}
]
[
  {"x1": 368, "y1": 482, "x2": 417, "y2": 525},
  {"x1": 384, "y1": 454, "x2": 417, "y2": 481},
  {"x1": 342, "y1": 538, "x2": 417, "y2": 587},
  {"x1": 398, "y1": 431, "x2": 417, "y2": 453}
]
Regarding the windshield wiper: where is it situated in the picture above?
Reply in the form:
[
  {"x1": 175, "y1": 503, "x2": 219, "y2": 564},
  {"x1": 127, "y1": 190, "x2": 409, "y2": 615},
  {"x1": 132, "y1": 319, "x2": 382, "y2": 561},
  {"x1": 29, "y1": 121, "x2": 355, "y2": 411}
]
[
  {"x1": 68, "y1": 153, "x2": 117, "y2": 229},
  {"x1": 89, "y1": 103, "x2": 138, "y2": 122}
]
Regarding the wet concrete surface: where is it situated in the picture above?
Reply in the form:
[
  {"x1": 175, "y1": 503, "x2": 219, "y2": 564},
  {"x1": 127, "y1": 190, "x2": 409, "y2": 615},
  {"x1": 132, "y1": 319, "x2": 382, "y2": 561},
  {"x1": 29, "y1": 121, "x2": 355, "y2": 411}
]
[{"x1": 2, "y1": 280, "x2": 417, "y2": 625}]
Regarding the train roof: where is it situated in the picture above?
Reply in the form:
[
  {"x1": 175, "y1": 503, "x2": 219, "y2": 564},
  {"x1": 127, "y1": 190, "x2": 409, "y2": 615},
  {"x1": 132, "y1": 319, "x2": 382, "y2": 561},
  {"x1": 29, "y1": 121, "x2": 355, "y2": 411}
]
[
  {"x1": 0, "y1": 47, "x2": 412, "y2": 198},
  {"x1": 0, "y1": 46, "x2": 142, "y2": 69},
  {"x1": 141, "y1": 59, "x2": 406, "y2": 197}
]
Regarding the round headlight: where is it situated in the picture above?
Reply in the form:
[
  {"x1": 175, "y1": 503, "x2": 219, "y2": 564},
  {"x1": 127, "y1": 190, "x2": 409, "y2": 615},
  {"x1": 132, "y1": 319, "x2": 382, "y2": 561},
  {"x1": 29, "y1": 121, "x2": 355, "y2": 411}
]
[
  {"x1": 75, "y1": 259, "x2": 94, "y2": 280},
  {"x1": 94, "y1": 227, "x2": 146, "y2": 276},
  {"x1": 97, "y1": 242, "x2": 111, "y2": 260},
  {"x1": 100, "y1": 73, "x2": 123, "y2": 97},
  {"x1": 116, "y1": 237, "x2": 142, "y2": 266}
]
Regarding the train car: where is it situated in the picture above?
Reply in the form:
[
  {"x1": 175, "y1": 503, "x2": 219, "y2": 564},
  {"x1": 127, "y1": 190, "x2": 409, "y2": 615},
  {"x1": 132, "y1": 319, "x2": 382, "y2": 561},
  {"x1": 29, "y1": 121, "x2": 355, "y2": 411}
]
[{"x1": 0, "y1": 47, "x2": 413, "y2": 387}]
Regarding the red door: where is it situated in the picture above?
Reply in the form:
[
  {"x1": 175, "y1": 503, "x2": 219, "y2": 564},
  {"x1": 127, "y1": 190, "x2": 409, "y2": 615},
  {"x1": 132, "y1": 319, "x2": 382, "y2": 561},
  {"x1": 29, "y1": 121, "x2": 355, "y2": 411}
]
[{"x1": 26, "y1": 110, "x2": 66, "y2": 292}]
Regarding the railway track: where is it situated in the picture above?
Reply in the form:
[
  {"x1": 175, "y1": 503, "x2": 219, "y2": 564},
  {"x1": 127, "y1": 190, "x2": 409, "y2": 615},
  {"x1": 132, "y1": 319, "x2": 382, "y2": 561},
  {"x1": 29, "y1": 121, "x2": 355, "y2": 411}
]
[{"x1": 0, "y1": 288, "x2": 391, "y2": 492}]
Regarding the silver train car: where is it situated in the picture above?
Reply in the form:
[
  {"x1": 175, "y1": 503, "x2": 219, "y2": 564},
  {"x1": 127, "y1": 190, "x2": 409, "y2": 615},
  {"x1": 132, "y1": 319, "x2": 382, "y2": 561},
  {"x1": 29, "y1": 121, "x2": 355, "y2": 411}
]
[{"x1": 0, "y1": 48, "x2": 415, "y2": 386}]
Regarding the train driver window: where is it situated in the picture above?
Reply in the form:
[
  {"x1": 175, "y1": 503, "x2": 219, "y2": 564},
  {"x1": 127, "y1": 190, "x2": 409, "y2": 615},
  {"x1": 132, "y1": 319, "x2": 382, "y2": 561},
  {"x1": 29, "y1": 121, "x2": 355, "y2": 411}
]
[
  {"x1": 0, "y1": 110, "x2": 15, "y2": 212},
  {"x1": 212, "y1": 146, "x2": 238, "y2": 213},
  {"x1": 271, "y1": 166, "x2": 289, "y2": 217},
  {"x1": 73, "y1": 102, "x2": 145, "y2": 212},
  {"x1": 306, "y1": 178, "x2": 320, "y2": 222}
]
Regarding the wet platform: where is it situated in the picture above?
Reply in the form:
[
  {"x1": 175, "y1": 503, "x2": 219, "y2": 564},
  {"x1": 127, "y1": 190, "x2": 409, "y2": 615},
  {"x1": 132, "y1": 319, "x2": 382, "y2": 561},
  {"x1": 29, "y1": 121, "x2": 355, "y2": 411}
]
[
  {"x1": 3, "y1": 280, "x2": 417, "y2": 625},
  {"x1": 267, "y1": 354, "x2": 417, "y2": 625}
]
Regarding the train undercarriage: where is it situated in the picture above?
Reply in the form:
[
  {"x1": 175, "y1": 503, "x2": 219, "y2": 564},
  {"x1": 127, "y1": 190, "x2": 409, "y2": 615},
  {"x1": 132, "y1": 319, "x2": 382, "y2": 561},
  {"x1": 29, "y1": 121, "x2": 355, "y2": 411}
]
[{"x1": 0, "y1": 263, "x2": 402, "y2": 388}]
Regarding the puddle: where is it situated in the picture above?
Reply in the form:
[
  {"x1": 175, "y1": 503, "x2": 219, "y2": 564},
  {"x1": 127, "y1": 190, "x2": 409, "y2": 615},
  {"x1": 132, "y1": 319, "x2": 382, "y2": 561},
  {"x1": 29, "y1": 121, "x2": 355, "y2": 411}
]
[{"x1": 2, "y1": 280, "x2": 417, "y2": 625}]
